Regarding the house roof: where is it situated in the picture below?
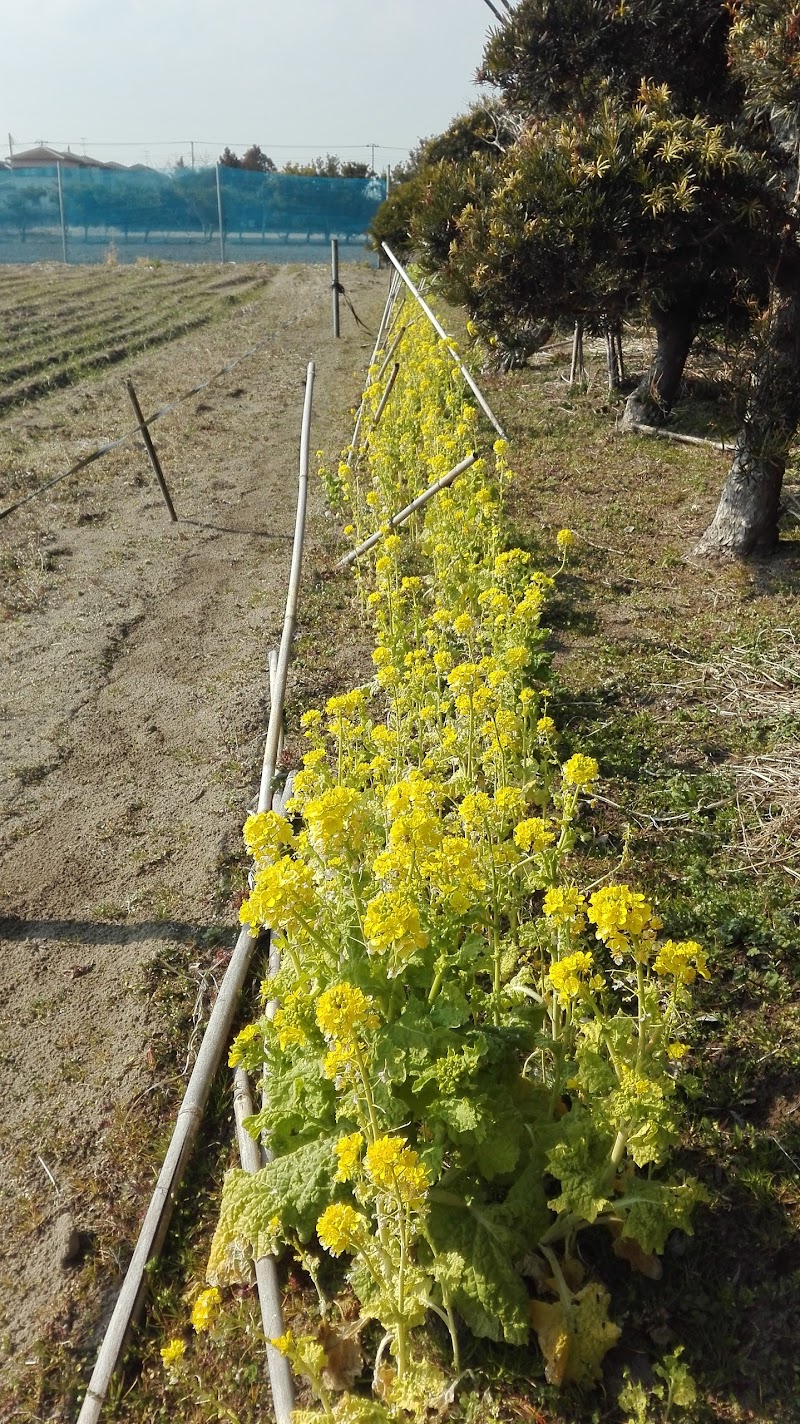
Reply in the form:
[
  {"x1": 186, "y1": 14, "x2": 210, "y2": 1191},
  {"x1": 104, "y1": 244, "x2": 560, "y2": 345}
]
[{"x1": 9, "y1": 145, "x2": 107, "y2": 169}]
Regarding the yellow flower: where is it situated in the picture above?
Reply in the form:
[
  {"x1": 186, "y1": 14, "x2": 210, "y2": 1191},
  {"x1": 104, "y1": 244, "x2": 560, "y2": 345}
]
[
  {"x1": 228, "y1": 1022, "x2": 263, "y2": 1067},
  {"x1": 548, "y1": 950, "x2": 594, "y2": 1005},
  {"x1": 426, "y1": 836, "x2": 487, "y2": 913},
  {"x1": 543, "y1": 885, "x2": 586, "y2": 926},
  {"x1": 315, "y1": 983, "x2": 380, "y2": 1044},
  {"x1": 588, "y1": 885, "x2": 662, "y2": 961},
  {"x1": 316, "y1": 1202, "x2": 365, "y2": 1256},
  {"x1": 160, "y1": 1337, "x2": 186, "y2": 1370},
  {"x1": 562, "y1": 753, "x2": 599, "y2": 788},
  {"x1": 335, "y1": 1132, "x2": 364, "y2": 1182},
  {"x1": 556, "y1": 528, "x2": 576, "y2": 553},
  {"x1": 653, "y1": 939, "x2": 710, "y2": 985},
  {"x1": 363, "y1": 890, "x2": 429, "y2": 960},
  {"x1": 458, "y1": 791, "x2": 493, "y2": 832},
  {"x1": 514, "y1": 817, "x2": 556, "y2": 854},
  {"x1": 239, "y1": 856, "x2": 317, "y2": 937},
  {"x1": 537, "y1": 715, "x2": 556, "y2": 738},
  {"x1": 494, "y1": 787, "x2": 527, "y2": 823},
  {"x1": 243, "y1": 809, "x2": 294, "y2": 866},
  {"x1": 304, "y1": 786, "x2": 370, "y2": 858},
  {"x1": 667, "y1": 1041, "x2": 690, "y2": 1060},
  {"x1": 365, "y1": 1135, "x2": 430, "y2": 1207},
  {"x1": 191, "y1": 1287, "x2": 220, "y2": 1334}
]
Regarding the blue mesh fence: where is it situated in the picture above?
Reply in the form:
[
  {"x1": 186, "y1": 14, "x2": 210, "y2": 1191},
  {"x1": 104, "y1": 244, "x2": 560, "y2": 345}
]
[{"x1": 0, "y1": 166, "x2": 387, "y2": 264}]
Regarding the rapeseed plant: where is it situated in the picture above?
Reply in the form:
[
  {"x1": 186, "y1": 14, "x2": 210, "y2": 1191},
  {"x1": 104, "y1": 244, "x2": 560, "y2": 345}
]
[{"x1": 205, "y1": 287, "x2": 709, "y2": 1413}]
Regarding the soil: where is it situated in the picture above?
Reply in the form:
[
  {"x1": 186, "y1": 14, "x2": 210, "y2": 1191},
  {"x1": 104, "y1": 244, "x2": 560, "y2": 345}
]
[{"x1": 0, "y1": 260, "x2": 387, "y2": 1393}]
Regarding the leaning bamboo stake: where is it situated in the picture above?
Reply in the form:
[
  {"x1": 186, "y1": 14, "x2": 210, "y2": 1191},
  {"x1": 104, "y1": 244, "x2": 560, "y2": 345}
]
[
  {"x1": 347, "y1": 272, "x2": 402, "y2": 465},
  {"x1": 336, "y1": 453, "x2": 478, "y2": 569},
  {"x1": 258, "y1": 363, "x2": 315, "y2": 813},
  {"x1": 77, "y1": 924, "x2": 259, "y2": 1424},
  {"x1": 569, "y1": 321, "x2": 585, "y2": 387},
  {"x1": 233, "y1": 772, "x2": 296, "y2": 1424},
  {"x1": 232, "y1": 1068, "x2": 293, "y2": 1424},
  {"x1": 372, "y1": 362, "x2": 400, "y2": 427},
  {"x1": 381, "y1": 243, "x2": 507, "y2": 440},
  {"x1": 376, "y1": 324, "x2": 407, "y2": 382},
  {"x1": 627, "y1": 422, "x2": 733, "y2": 452},
  {"x1": 77, "y1": 366, "x2": 316, "y2": 1424}
]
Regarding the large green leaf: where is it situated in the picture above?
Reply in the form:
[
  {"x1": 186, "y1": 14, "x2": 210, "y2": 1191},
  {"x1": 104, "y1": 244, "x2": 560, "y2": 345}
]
[
  {"x1": 427, "y1": 1198, "x2": 531, "y2": 1344},
  {"x1": 207, "y1": 1136, "x2": 338, "y2": 1280}
]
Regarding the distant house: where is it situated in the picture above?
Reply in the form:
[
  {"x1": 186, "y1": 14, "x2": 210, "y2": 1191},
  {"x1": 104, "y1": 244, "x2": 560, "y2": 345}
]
[{"x1": 9, "y1": 145, "x2": 107, "y2": 169}]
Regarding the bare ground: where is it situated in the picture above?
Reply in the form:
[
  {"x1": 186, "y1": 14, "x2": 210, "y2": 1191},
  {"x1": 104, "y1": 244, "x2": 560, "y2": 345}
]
[{"x1": 0, "y1": 260, "x2": 386, "y2": 1395}]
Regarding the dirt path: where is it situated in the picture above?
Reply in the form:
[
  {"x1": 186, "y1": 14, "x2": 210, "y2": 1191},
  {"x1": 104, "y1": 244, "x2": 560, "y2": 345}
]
[{"x1": 0, "y1": 261, "x2": 386, "y2": 1392}]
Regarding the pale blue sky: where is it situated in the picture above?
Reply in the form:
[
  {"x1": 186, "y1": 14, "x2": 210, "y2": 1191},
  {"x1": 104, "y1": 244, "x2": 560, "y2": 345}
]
[{"x1": 0, "y1": 0, "x2": 499, "y2": 171}]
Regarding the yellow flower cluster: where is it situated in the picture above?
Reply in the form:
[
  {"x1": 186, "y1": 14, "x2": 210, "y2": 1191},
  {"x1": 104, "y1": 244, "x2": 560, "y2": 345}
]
[
  {"x1": 364, "y1": 1135, "x2": 430, "y2": 1208},
  {"x1": 239, "y1": 856, "x2": 316, "y2": 937},
  {"x1": 242, "y1": 809, "x2": 294, "y2": 867},
  {"x1": 548, "y1": 951, "x2": 595, "y2": 1006},
  {"x1": 160, "y1": 1337, "x2": 186, "y2": 1370},
  {"x1": 562, "y1": 753, "x2": 600, "y2": 789},
  {"x1": 316, "y1": 1202, "x2": 365, "y2": 1256},
  {"x1": 316, "y1": 982, "x2": 379, "y2": 1044},
  {"x1": 588, "y1": 885, "x2": 662, "y2": 961},
  {"x1": 543, "y1": 886, "x2": 587, "y2": 927},
  {"x1": 335, "y1": 1131, "x2": 364, "y2": 1182},
  {"x1": 191, "y1": 1286, "x2": 220, "y2": 1333},
  {"x1": 653, "y1": 939, "x2": 710, "y2": 984},
  {"x1": 363, "y1": 890, "x2": 429, "y2": 961},
  {"x1": 514, "y1": 817, "x2": 556, "y2": 853}
]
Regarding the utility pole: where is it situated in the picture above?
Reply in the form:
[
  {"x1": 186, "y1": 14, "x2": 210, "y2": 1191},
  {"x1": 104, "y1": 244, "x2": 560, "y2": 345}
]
[
  {"x1": 190, "y1": 140, "x2": 195, "y2": 169},
  {"x1": 7, "y1": 132, "x2": 13, "y2": 161},
  {"x1": 370, "y1": 142, "x2": 375, "y2": 175}
]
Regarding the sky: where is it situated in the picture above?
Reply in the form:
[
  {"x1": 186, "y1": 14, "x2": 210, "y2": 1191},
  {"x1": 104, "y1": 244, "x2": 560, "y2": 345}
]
[{"x1": 0, "y1": 0, "x2": 500, "y2": 171}]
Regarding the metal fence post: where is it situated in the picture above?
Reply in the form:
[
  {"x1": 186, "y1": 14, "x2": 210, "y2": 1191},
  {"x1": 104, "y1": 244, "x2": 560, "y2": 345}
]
[
  {"x1": 331, "y1": 238, "x2": 340, "y2": 338},
  {"x1": 215, "y1": 164, "x2": 226, "y2": 263},
  {"x1": 56, "y1": 162, "x2": 68, "y2": 264}
]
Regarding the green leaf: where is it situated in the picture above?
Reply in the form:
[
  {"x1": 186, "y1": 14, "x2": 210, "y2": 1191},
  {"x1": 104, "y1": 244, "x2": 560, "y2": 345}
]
[
  {"x1": 246, "y1": 1045, "x2": 336, "y2": 1151},
  {"x1": 207, "y1": 1137, "x2": 338, "y2": 1279},
  {"x1": 427, "y1": 1198, "x2": 530, "y2": 1343},
  {"x1": 615, "y1": 1174, "x2": 710, "y2": 1255},
  {"x1": 546, "y1": 1108, "x2": 614, "y2": 1224}
]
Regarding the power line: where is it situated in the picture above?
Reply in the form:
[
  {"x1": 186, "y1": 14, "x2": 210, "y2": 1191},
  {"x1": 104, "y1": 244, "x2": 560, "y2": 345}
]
[{"x1": 15, "y1": 138, "x2": 413, "y2": 152}]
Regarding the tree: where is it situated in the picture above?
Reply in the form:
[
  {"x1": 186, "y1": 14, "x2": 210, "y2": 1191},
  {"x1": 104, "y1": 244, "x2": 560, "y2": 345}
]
[
  {"x1": 373, "y1": 0, "x2": 800, "y2": 553},
  {"x1": 696, "y1": 1, "x2": 800, "y2": 554},
  {"x1": 241, "y1": 144, "x2": 276, "y2": 173},
  {"x1": 218, "y1": 147, "x2": 242, "y2": 168}
]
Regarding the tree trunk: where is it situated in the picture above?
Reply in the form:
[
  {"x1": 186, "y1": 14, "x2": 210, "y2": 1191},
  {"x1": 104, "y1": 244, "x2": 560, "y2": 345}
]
[
  {"x1": 696, "y1": 282, "x2": 800, "y2": 557},
  {"x1": 621, "y1": 298, "x2": 699, "y2": 429}
]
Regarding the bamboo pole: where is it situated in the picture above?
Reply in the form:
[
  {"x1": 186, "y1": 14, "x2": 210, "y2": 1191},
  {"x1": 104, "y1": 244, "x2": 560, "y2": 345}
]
[
  {"x1": 626, "y1": 423, "x2": 733, "y2": 452},
  {"x1": 76, "y1": 368, "x2": 315, "y2": 1424},
  {"x1": 77, "y1": 923, "x2": 257, "y2": 1424},
  {"x1": 56, "y1": 162, "x2": 68, "y2": 265},
  {"x1": 232, "y1": 773, "x2": 295, "y2": 1424},
  {"x1": 126, "y1": 379, "x2": 178, "y2": 522},
  {"x1": 258, "y1": 363, "x2": 315, "y2": 813},
  {"x1": 347, "y1": 272, "x2": 403, "y2": 464},
  {"x1": 331, "y1": 238, "x2": 340, "y2": 338},
  {"x1": 336, "y1": 452, "x2": 477, "y2": 569},
  {"x1": 381, "y1": 244, "x2": 507, "y2": 440},
  {"x1": 232, "y1": 1067, "x2": 293, "y2": 1423},
  {"x1": 372, "y1": 362, "x2": 400, "y2": 427},
  {"x1": 376, "y1": 324, "x2": 406, "y2": 382},
  {"x1": 216, "y1": 165, "x2": 226, "y2": 263}
]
